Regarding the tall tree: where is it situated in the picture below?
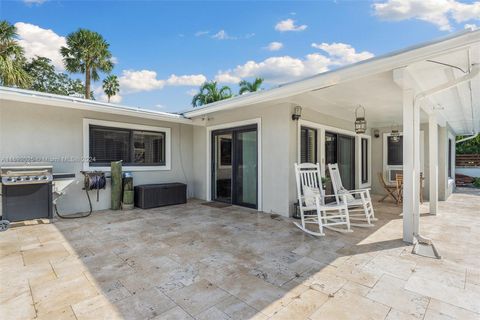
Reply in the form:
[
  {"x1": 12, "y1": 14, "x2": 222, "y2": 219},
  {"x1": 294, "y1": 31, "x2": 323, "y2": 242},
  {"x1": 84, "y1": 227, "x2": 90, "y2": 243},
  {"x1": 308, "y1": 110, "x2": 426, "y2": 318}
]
[
  {"x1": 102, "y1": 75, "x2": 119, "y2": 102},
  {"x1": 192, "y1": 81, "x2": 232, "y2": 107},
  {"x1": 23, "y1": 56, "x2": 90, "y2": 97},
  {"x1": 238, "y1": 77, "x2": 263, "y2": 95},
  {"x1": 60, "y1": 28, "x2": 114, "y2": 99},
  {"x1": 0, "y1": 20, "x2": 31, "y2": 87}
]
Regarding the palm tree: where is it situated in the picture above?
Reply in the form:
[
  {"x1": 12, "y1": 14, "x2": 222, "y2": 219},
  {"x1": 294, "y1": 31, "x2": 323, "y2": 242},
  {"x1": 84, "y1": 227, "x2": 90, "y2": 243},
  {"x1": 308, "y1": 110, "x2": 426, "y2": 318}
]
[
  {"x1": 192, "y1": 81, "x2": 232, "y2": 107},
  {"x1": 0, "y1": 20, "x2": 31, "y2": 87},
  {"x1": 238, "y1": 77, "x2": 263, "y2": 95},
  {"x1": 60, "y1": 28, "x2": 114, "y2": 99},
  {"x1": 102, "y1": 75, "x2": 119, "y2": 102}
]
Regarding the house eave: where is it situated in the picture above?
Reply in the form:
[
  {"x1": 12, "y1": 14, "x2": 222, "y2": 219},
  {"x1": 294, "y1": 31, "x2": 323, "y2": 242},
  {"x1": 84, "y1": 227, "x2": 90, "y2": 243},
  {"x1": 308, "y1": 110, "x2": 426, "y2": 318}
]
[
  {"x1": 0, "y1": 86, "x2": 193, "y2": 125},
  {"x1": 182, "y1": 29, "x2": 480, "y2": 119}
]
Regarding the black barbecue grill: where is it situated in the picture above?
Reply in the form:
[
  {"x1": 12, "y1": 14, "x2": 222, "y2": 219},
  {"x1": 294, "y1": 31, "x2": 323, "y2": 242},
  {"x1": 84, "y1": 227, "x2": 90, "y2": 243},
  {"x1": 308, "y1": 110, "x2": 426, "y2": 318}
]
[{"x1": 1, "y1": 163, "x2": 53, "y2": 222}]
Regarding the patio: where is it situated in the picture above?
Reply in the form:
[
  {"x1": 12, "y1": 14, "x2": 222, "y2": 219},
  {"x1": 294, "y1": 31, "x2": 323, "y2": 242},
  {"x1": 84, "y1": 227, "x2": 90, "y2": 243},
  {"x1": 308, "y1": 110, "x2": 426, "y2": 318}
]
[{"x1": 1, "y1": 190, "x2": 480, "y2": 320}]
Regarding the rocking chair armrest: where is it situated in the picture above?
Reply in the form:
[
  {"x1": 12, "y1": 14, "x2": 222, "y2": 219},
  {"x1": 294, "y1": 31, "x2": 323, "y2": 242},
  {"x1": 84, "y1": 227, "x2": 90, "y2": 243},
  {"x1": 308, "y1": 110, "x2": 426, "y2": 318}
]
[{"x1": 345, "y1": 188, "x2": 370, "y2": 194}]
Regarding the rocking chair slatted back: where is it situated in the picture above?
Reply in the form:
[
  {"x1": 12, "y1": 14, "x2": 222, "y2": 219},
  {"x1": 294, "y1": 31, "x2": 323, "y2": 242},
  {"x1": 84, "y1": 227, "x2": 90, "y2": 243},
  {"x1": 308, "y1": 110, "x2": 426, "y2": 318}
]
[
  {"x1": 295, "y1": 163, "x2": 324, "y2": 206},
  {"x1": 328, "y1": 163, "x2": 344, "y2": 203}
]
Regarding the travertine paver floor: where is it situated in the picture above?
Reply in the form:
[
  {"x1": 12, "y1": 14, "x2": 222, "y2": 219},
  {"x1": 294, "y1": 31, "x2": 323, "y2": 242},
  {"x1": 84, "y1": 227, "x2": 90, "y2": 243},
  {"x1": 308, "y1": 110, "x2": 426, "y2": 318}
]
[{"x1": 1, "y1": 188, "x2": 480, "y2": 319}]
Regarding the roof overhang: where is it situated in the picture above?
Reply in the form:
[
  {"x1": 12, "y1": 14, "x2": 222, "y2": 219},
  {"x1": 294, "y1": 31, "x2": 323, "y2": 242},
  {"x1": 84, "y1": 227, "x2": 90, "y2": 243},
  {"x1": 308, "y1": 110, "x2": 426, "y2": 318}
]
[
  {"x1": 0, "y1": 87, "x2": 193, "y2": 125},
  {"x1": 182, "y1": 30, "x2": 480, "y2": 123}
]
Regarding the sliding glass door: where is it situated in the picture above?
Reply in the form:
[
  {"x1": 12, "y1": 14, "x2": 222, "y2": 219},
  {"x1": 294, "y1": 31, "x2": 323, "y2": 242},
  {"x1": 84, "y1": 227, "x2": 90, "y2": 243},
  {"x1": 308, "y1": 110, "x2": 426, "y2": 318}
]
[
  {"x1": 212, "y1": 125, "x2": 258, "y2": 208},
  {"x1": 325, "y1": 131, "x2": 356, "y2": 190}
]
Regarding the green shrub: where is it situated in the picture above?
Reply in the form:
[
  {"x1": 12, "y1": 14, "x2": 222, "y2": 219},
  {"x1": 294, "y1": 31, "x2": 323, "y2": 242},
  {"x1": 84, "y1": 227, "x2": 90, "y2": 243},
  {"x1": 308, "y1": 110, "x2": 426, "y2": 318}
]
[{"x1": 473, "y1": 178, "x2": 480, "y2": 188}]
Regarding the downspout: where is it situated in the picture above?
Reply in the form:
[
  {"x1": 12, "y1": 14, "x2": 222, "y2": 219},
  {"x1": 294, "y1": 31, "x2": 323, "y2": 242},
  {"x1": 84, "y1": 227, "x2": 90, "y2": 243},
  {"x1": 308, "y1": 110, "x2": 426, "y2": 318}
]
[
  {"x1": 456, "y1": 132, "x2": 479, "y2": 144},
  {"x1": 411, "y1": 63, "x2": 479, "y2": 259}
]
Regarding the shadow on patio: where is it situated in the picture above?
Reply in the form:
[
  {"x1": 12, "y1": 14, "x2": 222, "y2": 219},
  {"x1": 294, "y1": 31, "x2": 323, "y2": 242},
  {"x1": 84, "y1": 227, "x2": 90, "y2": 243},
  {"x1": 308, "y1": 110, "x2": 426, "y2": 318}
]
[{"x1": 1, "y1": 189, "x2": 480, "y2": 319}]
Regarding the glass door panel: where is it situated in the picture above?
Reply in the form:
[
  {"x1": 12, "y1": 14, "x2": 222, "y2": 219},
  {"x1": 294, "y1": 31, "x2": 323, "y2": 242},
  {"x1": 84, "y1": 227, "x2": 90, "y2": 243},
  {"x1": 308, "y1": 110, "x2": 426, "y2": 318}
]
[
  {"x1": 211, "y1": 125, "x2": 257, "y2": 209},
  {"x1": 337, "y1": 135, "x2": 355, "y2": 190},
  {"x1": 235, "y1": 130, "x2": 257, "y2": 208},
  {"x1": 212, "y1": 133, "x2": 232, "y2": 203},
  {"x1": 325, "y1": 132, "x2": 356, "y2": 194}
]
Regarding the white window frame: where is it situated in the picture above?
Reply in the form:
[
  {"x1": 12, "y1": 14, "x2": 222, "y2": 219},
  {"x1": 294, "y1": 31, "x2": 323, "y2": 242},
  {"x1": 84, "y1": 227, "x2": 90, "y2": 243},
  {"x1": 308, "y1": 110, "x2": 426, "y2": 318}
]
[
  {"x1": 383, "y1": 131, "x2": 424, "y2": 184},
  {"x1": 206, "y1": 118, "x2": 262, "y2": 211},
  {"x1": 83, "y1": 118, "x2": 171, "y2": 171},
  {"x1": 297, "y1": 119, "x2": 371, "y2": 189},
  {"x1": 358, "y1": 135, "x2": 372, "y2": 189},
  {"x1": 447, "y1": 132, "x2": 455, "y2": 183}
]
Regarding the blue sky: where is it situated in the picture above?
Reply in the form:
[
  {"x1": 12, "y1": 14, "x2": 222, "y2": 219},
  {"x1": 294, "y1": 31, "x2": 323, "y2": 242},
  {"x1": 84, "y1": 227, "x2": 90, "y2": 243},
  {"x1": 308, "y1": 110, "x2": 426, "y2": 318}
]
[{"x1": 2, "y1": 0, "x2": 479, "y2": 112}]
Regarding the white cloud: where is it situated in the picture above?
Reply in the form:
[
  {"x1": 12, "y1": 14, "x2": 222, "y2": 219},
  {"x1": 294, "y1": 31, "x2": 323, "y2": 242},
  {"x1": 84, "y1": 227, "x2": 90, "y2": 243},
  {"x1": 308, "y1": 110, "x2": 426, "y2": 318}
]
[
  {"x1": 23, "y1": 0, "x2": 47, "y2": 4},
  {"x1": 311, "y1": 42, "x2": 374, "y2": 65},
  {"x1": 166, "y1": 74, "x2": 206, "y2": 86},
  {"x1": 265, "y1": 41, "x2": 283, "y2": 51},
  {"x1": 119, "y1": 70, "x2": 165, "y2": 93},
  {"x1": 93, "y1": 85, "x2": 122, "y2": 103},
  {"x1": 274, "y1": 19, "x2": 307, "y2": 32},
  {"x1": 373, "y1": 0, "x2": 480, "y2": 31},
  {"x1": 215, "y1": 55, "x2": 329, "y2": 84},
  {"x1": 212, "y1": 30, "x2": 235, "y2": 40},
  {"x1": 102, "y1": 93, "x2": 123, "y2": 103},
  {"x1": 464, "y1": 23, "x2": 479, "y2": 30},
  {"x1": 215, "y1": 42, "x2": 373, "y2": 84},
  {"x1": 14, "y1": 22, "x2": 66, "y2": 70},
  {"x1": 118, "y1": 70, "x2": 206, "y2": 94},
  {"x1": 195, "y1": 30, "x2": 209, "y2": 37},
  {"x1": 215, "y1": 72, "x2": 243, "y2": 84}
]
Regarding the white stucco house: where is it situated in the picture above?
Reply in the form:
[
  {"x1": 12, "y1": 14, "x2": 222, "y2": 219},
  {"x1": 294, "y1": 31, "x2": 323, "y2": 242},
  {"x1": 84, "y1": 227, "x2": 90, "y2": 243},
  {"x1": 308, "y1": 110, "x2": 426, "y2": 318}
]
[{"x1": 1, "y1": 29, "x2": 479, "y2": 243}]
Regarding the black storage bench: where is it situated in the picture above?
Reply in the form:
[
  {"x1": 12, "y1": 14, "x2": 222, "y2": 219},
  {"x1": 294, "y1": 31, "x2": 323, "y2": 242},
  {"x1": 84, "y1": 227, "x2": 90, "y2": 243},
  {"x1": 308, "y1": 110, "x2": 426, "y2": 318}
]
[{"x1": 134, "y1": 183, "x2": 187, "y2": 209}]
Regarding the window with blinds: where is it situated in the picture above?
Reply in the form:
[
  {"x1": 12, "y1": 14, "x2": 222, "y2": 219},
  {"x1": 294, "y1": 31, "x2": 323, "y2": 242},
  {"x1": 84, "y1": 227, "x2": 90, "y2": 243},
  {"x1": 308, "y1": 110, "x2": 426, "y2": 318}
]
[
  {"x1": 89, "y1": 125, "x2": 166, "y2": 166},
  {"x1": 300, "y1": 127, "x2": 317, "y2": 163},
  {"x1": 387, "y1": 136, "x2": 403, "y2": 165}
]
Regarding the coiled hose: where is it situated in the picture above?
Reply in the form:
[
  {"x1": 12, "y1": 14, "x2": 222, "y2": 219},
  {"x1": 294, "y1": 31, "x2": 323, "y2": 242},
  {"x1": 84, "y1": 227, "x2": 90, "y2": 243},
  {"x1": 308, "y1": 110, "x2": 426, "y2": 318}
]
[{"x1": 55, "y1": 172, "x2": 106, "y2": 219}]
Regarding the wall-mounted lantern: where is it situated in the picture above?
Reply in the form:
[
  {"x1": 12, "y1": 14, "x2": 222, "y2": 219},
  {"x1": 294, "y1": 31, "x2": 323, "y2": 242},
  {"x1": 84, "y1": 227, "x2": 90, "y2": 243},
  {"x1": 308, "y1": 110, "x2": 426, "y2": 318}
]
[
  {"x1": 374, "y1": 129, "x2": 380, "y2": 138},
  {"x1": 292, "y1": 105, "x2": 302, "y2": 121},
  {"x1": 354, "y1": 105, "x2": 367, "y2": 134}
]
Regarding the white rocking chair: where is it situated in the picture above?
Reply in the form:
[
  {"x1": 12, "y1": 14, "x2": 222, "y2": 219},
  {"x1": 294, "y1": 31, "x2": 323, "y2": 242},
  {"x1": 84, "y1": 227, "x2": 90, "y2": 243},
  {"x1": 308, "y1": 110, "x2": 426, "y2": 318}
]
[
  {"x1": 328, "y1": 163, "x2": 376, "y2": 227},
  {"x1": 294, "y1": 163, "x2": 352, "y2": 236}
]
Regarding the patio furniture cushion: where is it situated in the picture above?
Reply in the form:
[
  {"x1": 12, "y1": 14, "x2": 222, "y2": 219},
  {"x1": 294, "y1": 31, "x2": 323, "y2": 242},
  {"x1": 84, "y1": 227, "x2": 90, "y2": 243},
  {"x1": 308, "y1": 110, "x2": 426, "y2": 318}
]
[
  {"x1": 303, "y1": 185, "x2": 321, "y2": 206},
  {"x1": 337, "y1": 187, "x2": 355, "y2": 202}
]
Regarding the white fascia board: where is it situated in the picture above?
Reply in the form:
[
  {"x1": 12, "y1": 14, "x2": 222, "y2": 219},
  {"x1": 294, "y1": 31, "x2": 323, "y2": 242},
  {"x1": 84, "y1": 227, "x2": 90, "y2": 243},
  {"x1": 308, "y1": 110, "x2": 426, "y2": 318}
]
[
  {"x1": 183, "y1": 30, "x2": 480, "y2": 118},
  {"x1": 0, "y1": 87, "x2": 193, "y2": 125}
]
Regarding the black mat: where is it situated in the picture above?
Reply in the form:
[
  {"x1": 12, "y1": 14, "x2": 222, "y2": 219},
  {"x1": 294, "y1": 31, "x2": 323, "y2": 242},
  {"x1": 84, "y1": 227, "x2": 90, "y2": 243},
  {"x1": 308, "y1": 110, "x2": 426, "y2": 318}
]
[{"x1": 201, "y1": 202, "x2": 232, "y2": 208}]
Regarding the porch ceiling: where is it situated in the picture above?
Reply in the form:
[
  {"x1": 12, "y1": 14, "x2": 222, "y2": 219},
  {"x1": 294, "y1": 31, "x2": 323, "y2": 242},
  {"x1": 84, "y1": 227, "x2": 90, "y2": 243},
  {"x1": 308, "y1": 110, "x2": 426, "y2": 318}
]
[{"x1": 286, "y1": 45, "x2": 480, "y2": 134}]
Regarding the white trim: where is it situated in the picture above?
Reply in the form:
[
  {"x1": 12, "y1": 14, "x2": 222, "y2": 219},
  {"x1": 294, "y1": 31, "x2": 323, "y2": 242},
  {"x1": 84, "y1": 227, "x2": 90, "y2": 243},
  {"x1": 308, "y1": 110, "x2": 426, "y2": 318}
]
[
  {"x1": 1, "y1": 87, "x2": 193, "y2": 125},
  {"x1": 358, "y1": 135, "x2": 372, "y2": 189},
  {"x1": 297, "y1": 119, "x2": 371, "y2": 187},
  {"x1": 447, "y1": 132, "x2": 456, "y2": 179},
  {"x1": 82, "y1": 118, "x2": 172, "y2": 172},
  {"x1": 206, "y1": 118, "x2": 262, "y2": 211}
]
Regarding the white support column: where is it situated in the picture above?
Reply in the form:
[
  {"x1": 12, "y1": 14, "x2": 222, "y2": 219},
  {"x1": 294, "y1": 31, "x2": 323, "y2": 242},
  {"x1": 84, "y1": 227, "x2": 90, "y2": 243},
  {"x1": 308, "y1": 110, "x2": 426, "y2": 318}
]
[
  {"x1": 429, "y1": 114, "x2": 438, "y2": 215},
  {"x1": 402, "y1": 88, "x2": 421, "y2": 243}
]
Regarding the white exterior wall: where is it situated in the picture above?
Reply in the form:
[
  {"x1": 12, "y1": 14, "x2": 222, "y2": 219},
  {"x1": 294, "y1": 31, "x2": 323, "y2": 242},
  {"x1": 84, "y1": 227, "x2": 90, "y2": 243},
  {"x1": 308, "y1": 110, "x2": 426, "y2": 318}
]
[
  {"x1": 287, "y1": 107, "x2": 356, "y2": 215},
  {"x1": 370, "y1": 124, "x2": 429, "y2": 197},
  {"x1": 0, "y1": 99, "x2": 458, "y2": 217},
  {"x1": 0, "y1": 101, "x2": 194, "y2": 215},
  {"x1": 191, "y1": 101, "x2": 292, "y2": 216}
]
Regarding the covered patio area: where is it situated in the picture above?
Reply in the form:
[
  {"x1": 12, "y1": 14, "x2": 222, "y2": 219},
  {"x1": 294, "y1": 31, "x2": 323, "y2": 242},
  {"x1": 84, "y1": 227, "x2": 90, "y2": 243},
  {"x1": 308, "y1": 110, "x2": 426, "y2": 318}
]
[{"x1": 2, "y1": 189, "x2": 479, "y2": 320}]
